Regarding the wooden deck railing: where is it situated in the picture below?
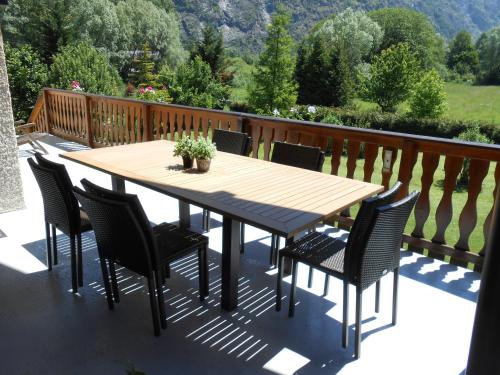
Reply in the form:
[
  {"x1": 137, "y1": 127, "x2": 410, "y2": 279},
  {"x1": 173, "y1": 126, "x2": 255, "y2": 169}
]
[{"x1": 30, "y1": 88, "x2": 500, "y2": 271}]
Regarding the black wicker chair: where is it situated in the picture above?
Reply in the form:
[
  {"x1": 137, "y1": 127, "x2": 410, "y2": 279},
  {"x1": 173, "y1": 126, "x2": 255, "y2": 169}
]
[
  {"x1": 28, "y1": 155, "x2": 92, "y2": 293},
  {"x1": 74, "y1": 180, "x2": 209, "y2": 336},
  {"x1": 202, "y1": 129, "x2": 251, "y2": 251},
  {"x1": 276, "y1": 190, "x2": 419, "y2": 359},
  {"x1": 268, "y1": 141, "x2": 325, "y2": 266}
]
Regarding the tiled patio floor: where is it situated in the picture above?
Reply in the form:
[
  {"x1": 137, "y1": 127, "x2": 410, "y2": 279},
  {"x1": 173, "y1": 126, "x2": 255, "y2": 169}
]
[{"x1": 0, "y1": 136, "x2": 478, "y2": 375}]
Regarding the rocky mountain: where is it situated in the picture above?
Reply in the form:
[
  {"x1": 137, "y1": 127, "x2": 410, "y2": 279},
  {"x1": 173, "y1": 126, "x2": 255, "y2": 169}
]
[{"x1": 173, "y1": 0, "x2": 500, "y2": 53}]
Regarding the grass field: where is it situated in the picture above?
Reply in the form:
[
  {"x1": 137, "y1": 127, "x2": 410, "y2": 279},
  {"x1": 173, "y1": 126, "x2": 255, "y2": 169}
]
[{"x1": 354, "y1": 83, "x2": 500, "y2": 125}]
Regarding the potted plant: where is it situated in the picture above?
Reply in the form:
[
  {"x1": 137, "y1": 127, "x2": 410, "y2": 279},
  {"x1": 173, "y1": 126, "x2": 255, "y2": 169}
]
[
  {"x1": 192, "y1": 138, "x2": 217, "y2": 172},
  {"x1": 173, "y1": 136, "x2": 195, "y2": 168}
]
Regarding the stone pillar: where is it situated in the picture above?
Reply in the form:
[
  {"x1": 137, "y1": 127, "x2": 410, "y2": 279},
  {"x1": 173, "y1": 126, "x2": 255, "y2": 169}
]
[{"x1": 0, "y1": 29, "x2": 24, "y2": 213}]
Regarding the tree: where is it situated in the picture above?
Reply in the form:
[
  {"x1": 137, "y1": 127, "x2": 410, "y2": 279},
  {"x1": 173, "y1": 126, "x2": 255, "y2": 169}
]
[
  {"x1": 70, "y1": 0, "x2": 121, "y2": 57},
  {"x1": 248, "y1": 6, "x2": 297, "y2": 114},
  {"x1": 295, "y1": 36, "x2": 331, "y2": 106},
  {"x1": 295, "y1": 36, "x2": 353, "y2": 107},
  {"x1": 476, "y1": 27, "x2": 500, "y2": 84},
  {"x1": 116, "y1": 0, "x2": 186, "y2": 73},
  {"x1": 2, "y1": 0, "x2": 73, "y2": 64},
  {"x1": 369, "y1": 8, "x2": 445, "y2": 70},
  {"x1": 49, "y1": 42, "x2": 122, "y2": 96},
  {"x1": 170, "y1": 56, "x2": 227, "y2": 109},
  {"x1": 447, "y1": 31, "x2": 479, "y2": 76},
  {"x1": 364, "y1": 43, "x2": 419, "y2": 112},
  {"x1": 314, "y1": 8, "x2": 383, "y2": 70},
  {"x1": 5, "y1": 44, "x2": 48, "y2": 120},
  {"x1": 191, "y1": 25, "x2": 224, "y2": 77},
  {"x1": 330, "y1": 43, "x2": 353, "y2": 108},
  {"x1": 129, "y1": 42, "x2": 158, "y2": 88},
  {"x1": 409, "y1": 69, "x2": 447, "y2": 118}
]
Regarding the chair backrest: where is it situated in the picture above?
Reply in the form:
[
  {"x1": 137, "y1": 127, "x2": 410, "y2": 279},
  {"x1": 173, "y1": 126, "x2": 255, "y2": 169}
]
[
  {"x1": 271, "y1": 141, "x2": 325, "y2": 172},
  {"x1": 80, "y1": 178, "x2": 157, "y2": 253},
  {"x1": 74, "y1": 186, "x2": 155, "y2": 277},
  {"x1": 28, "y1": 157, "x2": 80, "y2": 234},
  {"x1": 212, "y1": 129, "x2": 251, "y2": 156},
  {"x1": 344, "y1": 182, "x2": 402, "y2": 281},
  {"x1": 355, "y1": 191, "x2": 420, "y2": 290}
]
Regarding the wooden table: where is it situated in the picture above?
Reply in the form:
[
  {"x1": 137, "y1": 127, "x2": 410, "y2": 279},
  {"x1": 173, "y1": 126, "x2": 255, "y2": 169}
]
[{"x1": 61, "y1": 140, "x2": 383, "y2": 311}]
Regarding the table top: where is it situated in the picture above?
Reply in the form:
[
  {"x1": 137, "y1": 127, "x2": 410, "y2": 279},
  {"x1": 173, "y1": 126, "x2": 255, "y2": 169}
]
[{"x1": 61, "y1": 140, "x2": 383, "y2": 237}]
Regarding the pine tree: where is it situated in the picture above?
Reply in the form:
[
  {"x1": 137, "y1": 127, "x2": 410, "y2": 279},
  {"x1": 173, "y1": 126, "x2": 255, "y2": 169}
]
[
  {"x1": 248, "y1": 6, "x2": 297, "y2": 114},
  {"x1": 192, "y1": 25, "x2": 224, "y2": 77},
  {"x1": 129, "y1": 42, "x2": 158, "y2": 88},
  {"x1": 447, "y1": 31, "x2": 479, "y2": 76},
  {"x1": 296, "y1": 36, "x2": 331, "y2": 106},
  {"x1": 330, "y1": 43, "x2": 353, "y2": 107}
]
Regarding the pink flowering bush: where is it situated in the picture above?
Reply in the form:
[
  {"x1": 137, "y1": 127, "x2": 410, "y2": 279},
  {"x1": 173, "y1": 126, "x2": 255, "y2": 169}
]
[
  {"x1": 135, "y1": 85, "x2": 172, "y2": 103},
  {"x1": 71, "y1": 80, "x2": 83, "y2": 92}
]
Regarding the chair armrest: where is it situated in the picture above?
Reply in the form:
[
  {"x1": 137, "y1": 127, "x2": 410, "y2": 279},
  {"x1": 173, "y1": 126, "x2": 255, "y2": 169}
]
[{"x1": 15, "y1": 123, "x2": 37, "y2": 133}]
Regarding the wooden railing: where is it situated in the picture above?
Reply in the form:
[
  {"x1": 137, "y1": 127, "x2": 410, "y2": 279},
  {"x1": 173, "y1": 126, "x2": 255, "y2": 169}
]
[{"x1": 31, "y1": 88, "x2": 500, "y2": 271}]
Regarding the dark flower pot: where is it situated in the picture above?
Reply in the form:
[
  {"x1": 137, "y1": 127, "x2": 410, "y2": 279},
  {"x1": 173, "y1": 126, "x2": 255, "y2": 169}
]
[
  {"x1": 196, "y1": 158, "x2": 211, "y2": 172},
  {"x1": 182, "y1": 156, "x2": 193, "y2": 169}
]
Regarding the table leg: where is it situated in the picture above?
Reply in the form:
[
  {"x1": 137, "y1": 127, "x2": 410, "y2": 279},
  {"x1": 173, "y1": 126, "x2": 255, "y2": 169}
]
[
  {"x1": 283, "y1": 236, "x2": 295, "y2": 275},
  {"x1": 111, "y1": 176, "x2": 125, "y2": 193},
  {"x1": 221, "y1": 216, "x2": 240, "y2": 311},
  {"x1": 179, "y1": 200, "x2": 191, "y2": 228}
]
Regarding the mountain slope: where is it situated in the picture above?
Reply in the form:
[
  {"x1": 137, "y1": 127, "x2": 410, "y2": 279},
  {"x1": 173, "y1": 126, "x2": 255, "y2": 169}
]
[{"x1": 173, "y1": 0, "x2": 500, "y2": 53}]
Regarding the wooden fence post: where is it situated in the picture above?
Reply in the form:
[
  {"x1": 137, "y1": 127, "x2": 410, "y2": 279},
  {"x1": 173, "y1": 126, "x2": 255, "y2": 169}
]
[
  {"x1": 143, "y1": 103, "x2": 152, "y2": 141},
  {"x1": 84, "y1": 95, "x2": 94, "y2": 148},
  {"x1": 42, "y1": 89, "x2": 50, "y2": 134}
]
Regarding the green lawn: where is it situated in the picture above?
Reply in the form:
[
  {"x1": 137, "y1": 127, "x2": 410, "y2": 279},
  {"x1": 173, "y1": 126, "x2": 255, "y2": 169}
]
[{"x1": 355, "y1": 83, "x2": 500, "y2": 125}]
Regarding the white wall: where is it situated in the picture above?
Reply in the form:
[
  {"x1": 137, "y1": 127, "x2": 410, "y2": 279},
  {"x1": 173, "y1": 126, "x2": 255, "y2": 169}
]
[{"x1": 0, "y1": 30, "x2": 24, "y2": 213}]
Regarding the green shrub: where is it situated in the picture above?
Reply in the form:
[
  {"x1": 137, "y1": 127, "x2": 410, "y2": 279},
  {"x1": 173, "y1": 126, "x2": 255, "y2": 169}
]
[
  {"x1": 170, "y1": 56, "x2": 228, "y2": 109},
  {"x1": 409, "y1": 69, "x2": 447, "y2": 119},
  {"x1": 5, "y1": 44, "x2": 48, "y2": 121},
  {"x1": 455, "y1": 126, "x2": 492, "y2": 186},
  {"x1": 364, "y1": 43, "x2": 420, "y2": 112},
  {"x1": 193, "y1": 137, "x2": 217, "y2": 160},
  {"x1": 50, "y1": 42, "x2": 122, "y2": 96}
]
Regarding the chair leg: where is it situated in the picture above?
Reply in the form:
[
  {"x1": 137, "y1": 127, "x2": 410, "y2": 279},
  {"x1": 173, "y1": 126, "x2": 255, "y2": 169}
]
[
  {"x1": 375, "y1": 280, "x2": 381, "y2": 313},
  {"x1": 45, "y1": 222, "x2": 52, "y2": 271},
  {"x1": 70, "y1": 235, "x2": 77, "y2": 293},
  {"x1": 276, "y1": 254, "x2": 284, "y2": 311},
  {"x1": 147, "y1": 276, "x2": 161, "y2": 336},
  {"x1": 323, "y1": 275, "x2": 330, "y2": 296},
  {"x1": 288, "y1": 260, "x2": 298, "y2": 318},
  {"x1": 342, "y1": 280, "x2": 349, "y2": 348},
  {"x1": 240, "y1": 223, "x2": 245, "y2": 254},
  {"x1": 307, "y1": 267, "x2": 314, "y2": 288},
  {"x1": 392, "y1": 268, "x2": 399, "y2": 326},
  {"x1": 98, "y1": 257, "x2": 114, "y2": 310},
  {"x1": 354, "y1": 286, "x2": 363, "y2": 359},
  {"x1": 77, "y1": 233, "x2": 83, "y2": 287},
  {"x1": 108, "y1": 261, "x2": 120, "y2": 303},
  {"x1": 154, "y1": 270, "x2": 167, "y2": 330},
  {"x1": 51, "y1": 225, "x2": 58, "y2": 265}
]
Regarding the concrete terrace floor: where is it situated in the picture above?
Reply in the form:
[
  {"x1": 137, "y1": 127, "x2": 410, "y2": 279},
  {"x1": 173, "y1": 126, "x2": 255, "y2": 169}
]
[{"x1": 0, "y1": 135, "x2": 479, "y2": 375}]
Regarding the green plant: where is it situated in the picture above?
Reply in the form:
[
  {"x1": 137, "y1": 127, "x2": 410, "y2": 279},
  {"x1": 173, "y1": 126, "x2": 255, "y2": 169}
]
[
  {"x1": 192, "y1": 137, "x2": 216, "y2": 160},
  {"x1": 4, "y1": 43, "x2": 48, "y2": 121},
  {"x1": 135, "y1": 86, "x2": 172, "y2": 103},
  {"x1": 129, "y1": 42, "x2": 158, "y2": 88},
  {"x1": 364, "y1": 43, "x2": 420, "y2": 112},
  {"x1": 173, "y1": 136, "x2": 195, "y2": 158},
  {"x1": 409, "y1": 69, "x2": 447, "y2": 118},
  {"x1": 170, "y1": 56, "x2": 228, "y2": 109},
  {"x1": 49, "y1": 42, "x2": 122, "y2": 96},
  {"x1": 248, "y1": 5, "x2": 297, "y2": 114},
  {"x1": 447, "y1": 30, "x2": 479, "y2": 76},
  {"x1": 455, "y1": 125, "x2": 492, "y2": 187}
]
